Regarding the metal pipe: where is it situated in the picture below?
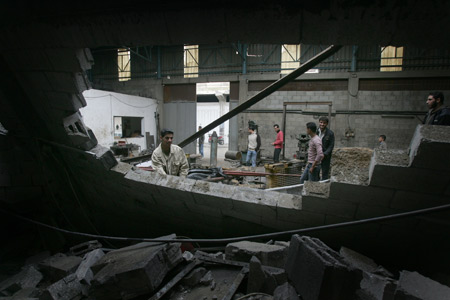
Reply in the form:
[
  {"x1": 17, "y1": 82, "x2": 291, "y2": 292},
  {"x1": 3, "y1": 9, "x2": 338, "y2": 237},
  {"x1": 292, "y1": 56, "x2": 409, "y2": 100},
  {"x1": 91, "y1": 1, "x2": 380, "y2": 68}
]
[{"x1": 179, "y1": 45, "x2": 342, "y2": 148}]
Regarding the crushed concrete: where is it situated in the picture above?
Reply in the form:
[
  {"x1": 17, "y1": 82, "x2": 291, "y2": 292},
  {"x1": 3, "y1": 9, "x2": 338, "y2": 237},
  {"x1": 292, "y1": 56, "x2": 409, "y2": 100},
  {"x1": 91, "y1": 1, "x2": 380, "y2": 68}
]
[
  {"x1": 331, "y1": 147, "x2": 373, "y2": 185},
  {"x1": 1, "y1": 236, "x2": 449, "y2": 300}
]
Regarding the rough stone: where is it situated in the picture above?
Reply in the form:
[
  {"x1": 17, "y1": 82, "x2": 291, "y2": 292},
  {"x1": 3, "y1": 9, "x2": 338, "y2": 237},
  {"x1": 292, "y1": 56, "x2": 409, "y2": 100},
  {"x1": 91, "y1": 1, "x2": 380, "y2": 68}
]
[
  {"x1": 273, "y1": 282, "x2": 300, "y2": 300},
  {"x1": 40, "y1": 273, "x2": 87, "y2": 300},
  {"x1": 225, "y1": 241, "x2": 289, "y2": 268},
  {"x1": 90, "y1": 240, "x2": 182, "y2": 300},
  {"x1": 74, "y1": 249, "x2": 105, "y2": 285},
  {"x1": 394, "y1": 270, "x2": 450, "y2": 300},
  {"x1": 0, "y1": 266, "x2": 43, "y2": 296},
  {"x1": 181, "y1": 267, "x2": 208, "y2": 287},
  {"x1": 38, "y1": 253, "x2": 82, "y2": 282},
  {"x1": 285, "y1": 235, "x2": 361, "y2": 300},
  {"x1": 331, "y1": 147, "x2": 373, "y2": 185}
]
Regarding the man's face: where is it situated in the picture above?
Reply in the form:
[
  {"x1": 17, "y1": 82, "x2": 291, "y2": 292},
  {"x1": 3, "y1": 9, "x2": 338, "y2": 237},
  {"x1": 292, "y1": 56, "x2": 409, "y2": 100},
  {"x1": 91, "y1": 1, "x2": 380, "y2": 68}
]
[
  {"x1": 306, "y1": 127, "x2": 312, "y2": 136},
  {"x1": 319, "y1": 120, "x2": 328, "y2": 131},
  {"x1": 273, "y1": 126, "x2": 279, "y2": 133},
  {"x1": 248, "y1": 128, "x2": 253, "y2": 134},
  {"x1": 161, "y1": 133, "x2": 173, "y2": 148},
  {"x1": 426, "y1": 95, "x2": 439, "y2": 110},
  {"x1": 378, "y1": 136, "x2": 383, "y2": 142}
]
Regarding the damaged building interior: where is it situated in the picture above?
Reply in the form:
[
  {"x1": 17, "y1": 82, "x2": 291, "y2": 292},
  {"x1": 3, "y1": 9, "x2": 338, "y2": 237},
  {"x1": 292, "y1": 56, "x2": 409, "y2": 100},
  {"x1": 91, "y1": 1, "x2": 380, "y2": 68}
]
[{"x1": 1, "y1": 1, "x2": 450, "y2": 299}]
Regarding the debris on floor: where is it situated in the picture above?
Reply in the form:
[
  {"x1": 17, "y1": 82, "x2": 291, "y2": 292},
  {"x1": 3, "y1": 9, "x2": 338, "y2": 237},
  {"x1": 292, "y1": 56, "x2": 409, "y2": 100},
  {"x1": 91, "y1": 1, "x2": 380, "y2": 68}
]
[{"x1": 1, "y1": 235, "x2": 449, "y2": 300}]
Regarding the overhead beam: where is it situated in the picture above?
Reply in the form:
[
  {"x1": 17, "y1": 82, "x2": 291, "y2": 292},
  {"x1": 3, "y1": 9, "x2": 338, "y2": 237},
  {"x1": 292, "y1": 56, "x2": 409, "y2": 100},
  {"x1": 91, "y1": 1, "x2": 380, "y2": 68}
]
[{"x1": 178, "y1": 45, "x2": 342, "y2": 148}]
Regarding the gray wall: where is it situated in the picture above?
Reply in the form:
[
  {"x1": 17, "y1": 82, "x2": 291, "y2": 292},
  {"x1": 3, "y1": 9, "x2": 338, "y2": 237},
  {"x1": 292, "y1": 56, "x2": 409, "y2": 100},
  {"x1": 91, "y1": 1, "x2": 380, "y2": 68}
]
[{"x1": 163, "y1": 101, "x2": 196, "y2": 154}]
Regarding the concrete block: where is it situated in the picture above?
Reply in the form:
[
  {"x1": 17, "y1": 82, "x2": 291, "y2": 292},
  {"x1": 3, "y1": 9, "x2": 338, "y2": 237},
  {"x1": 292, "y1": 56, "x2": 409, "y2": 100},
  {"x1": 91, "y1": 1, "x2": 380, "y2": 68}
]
[
  {"x1": 45, "y1": 91, "x2": 85, "y2": 111},
  {"x1": 359, "y1": 273, "x2": 397, "y2": 300},
  {"x1": 41, "y1": 273, "x2": 87, "y2": 300},
  {"x1": 86, "y1": 144, "x2": 117, "y2": 170},
  {"x1": 285, "y1": 235, "x2": 361, "y2": 300},
  {"x1": 190, "y1": 181, "x2": 234, "y2": 210},
  {"x1": 38, "y1": 253, "x2": 82, "y2": 282},
  {"x1": 273, "y1": 282, "x2": 300, "y2": 300},
  {"x1": 0, "y1": 266, "x2": 43, "y2": 295},
  {"x1": 225, "y1": 241, "x2": 288, "y2": 268},
  {"x1": 74, "y1": 249, "x2": 105, "y2": 285},
  {"x1": 409, "y1": 125, "x2": 450, "y2": 171},
  {"x1": 329, "y1": 182, "x2": 395, "y2": 207},
  {"x1": 394, "y1": 270, "x2": 450, "y2": 300},
  {"x1": 302, "y1": 196, "x2": 358, "y2": 218},
  {"x1": 45, "y1": 71, "x2": 79, "y2": 93},
  {"x1": 391, "y1": 190, "x2": 450, "y2": 211},
  {"x1": 181, "y1": 267, "x2": 207, "y2": 287},
  {"x1": 90, "y1": 239, "x2": 182, "y2": 300},
  {"x1": 369, "y1": 164, "x2": 449, "y2": 195},
  {"x1": 277, "y1": 206, "x2": 325, "y2": 226}
]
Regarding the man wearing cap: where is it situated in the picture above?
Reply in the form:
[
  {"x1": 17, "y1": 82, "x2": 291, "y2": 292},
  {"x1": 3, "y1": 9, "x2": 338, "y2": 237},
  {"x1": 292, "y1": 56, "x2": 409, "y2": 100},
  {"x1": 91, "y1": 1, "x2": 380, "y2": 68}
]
[{"x1": 151, "y1": 129, "x2": 189, "y2": 177}]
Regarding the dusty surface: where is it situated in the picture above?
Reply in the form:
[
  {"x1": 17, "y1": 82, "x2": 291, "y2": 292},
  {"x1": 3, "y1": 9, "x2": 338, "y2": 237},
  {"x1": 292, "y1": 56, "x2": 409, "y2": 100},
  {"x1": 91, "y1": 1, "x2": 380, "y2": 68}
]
[
  {"x1": 331, "y1": 147, "x2": 373, "y2": 185},
  {"x1": 375, "y1": 149, "x2": 410, "y2": 167},
  {"x1": 302, "y1": 181, "x2": 330, "y2": 198}
]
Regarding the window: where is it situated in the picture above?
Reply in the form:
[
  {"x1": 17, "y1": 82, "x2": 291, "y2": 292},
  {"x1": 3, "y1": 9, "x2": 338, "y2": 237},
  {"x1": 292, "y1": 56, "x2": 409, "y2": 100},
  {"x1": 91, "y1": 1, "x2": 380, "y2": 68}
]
[
  {"x1": 184, "y1": 45, "x2": 198, "y2": 78},
  {"x1": 281, "y1": 44, "x2": 301, "y2": 74},
  {"x1": 380, "y1": 46, "x2": 404, "y2": 72},
  {"x1": 114, "y1": 116, "x2": 143, "y2": 138},
  {"x1": 118, "y1": 48, "x2": 131, "y2": 81}
]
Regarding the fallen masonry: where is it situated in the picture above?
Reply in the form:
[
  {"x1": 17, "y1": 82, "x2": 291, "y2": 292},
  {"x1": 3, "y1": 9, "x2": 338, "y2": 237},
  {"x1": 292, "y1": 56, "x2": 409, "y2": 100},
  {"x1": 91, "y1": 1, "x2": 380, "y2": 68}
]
[{"x1": 0, "y1": 235, "x2": 449, "y2": 300}]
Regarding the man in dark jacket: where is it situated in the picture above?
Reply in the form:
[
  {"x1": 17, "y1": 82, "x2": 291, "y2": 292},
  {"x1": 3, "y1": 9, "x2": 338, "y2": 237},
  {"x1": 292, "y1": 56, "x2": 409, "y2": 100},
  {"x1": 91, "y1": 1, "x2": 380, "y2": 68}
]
[
  {"x1": 423, "y1": 91, "x2": 450, "y2": 126},
  {"x1": 317, "y1": 116, "x2": 335, "y2": 180}
]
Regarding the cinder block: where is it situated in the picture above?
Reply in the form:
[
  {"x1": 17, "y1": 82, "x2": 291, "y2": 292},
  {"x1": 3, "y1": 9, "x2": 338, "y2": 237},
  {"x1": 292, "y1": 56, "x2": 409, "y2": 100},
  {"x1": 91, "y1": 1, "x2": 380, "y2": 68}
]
[
  {"x1": 285, "y1": 235, "x2": 361, "y2": 300},
  {"x1": 90, "y1": 239, "x2": 182, "y2": 300},
  {"x1": 409, "y1": 125, "x2": 450, "y2": 171},
  {"x1": 75, "y1": 249, "x2": 105, "y2": 285},
  {"x1": 0, "y1": 266, "x2": 43, "y2": 295},
  {"x1": 394, "y1": 270, "x2": 450, "y2": 300},
  {"x1": 302, "y1": 196, "x2": 358, "y2": 218},
  {"x1": 38, "y1": 253, "x2": 82, "y2": 282},
  {"x1": 273, "y1": 282, "x2": 300, "y2": 300},
  {"x1": 41, "y1": 273, "x2": 87, "y2": 300},
  {"x1": 329, "y1": 182, "x2": 394, "y2": 207},
  {"x1": 45, "y1": 71, "x2": 79, "y2": 93},
  {"x1": 277, "y1": 206, "x2": 325, "y2": 226},
  {"x1": 391, "y1": 190, "x2": 449, "y2": 210},
  {"x1": 225, "y1": 241, "x2": 289, "y2": 269},
  {"x1": 86, "y1": 145, "x2": 117, "y2": 170}
]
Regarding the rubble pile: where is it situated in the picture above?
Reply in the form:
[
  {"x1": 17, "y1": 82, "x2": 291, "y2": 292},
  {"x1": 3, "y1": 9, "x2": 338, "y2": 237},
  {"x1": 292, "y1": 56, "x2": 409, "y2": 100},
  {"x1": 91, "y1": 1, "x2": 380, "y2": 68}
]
[
  {"x1": 1, "y1": 235, "x2": 449, "y2": 300},
  {"x1": 331, "y1": 147, "x2": 373, "y2": 185}
]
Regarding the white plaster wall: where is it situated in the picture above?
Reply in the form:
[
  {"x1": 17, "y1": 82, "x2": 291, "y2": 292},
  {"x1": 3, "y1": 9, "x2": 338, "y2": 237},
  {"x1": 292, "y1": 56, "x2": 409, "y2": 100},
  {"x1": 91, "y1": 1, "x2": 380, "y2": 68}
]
[{"x1": 81, "y1": 89, "x2": 158, "y2": 150}]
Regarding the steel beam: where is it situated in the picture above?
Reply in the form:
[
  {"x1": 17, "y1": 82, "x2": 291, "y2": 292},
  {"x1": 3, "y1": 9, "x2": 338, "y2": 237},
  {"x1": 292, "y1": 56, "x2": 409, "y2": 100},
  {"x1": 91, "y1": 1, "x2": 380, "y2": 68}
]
[{"x1": 178, "y1": 45, "x2": 342, "y2": 148}]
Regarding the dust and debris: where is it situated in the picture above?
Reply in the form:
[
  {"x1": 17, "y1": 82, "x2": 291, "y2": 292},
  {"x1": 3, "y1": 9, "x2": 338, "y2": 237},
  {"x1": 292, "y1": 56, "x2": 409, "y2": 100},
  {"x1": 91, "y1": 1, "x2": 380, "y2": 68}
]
[
  {"x1": 375, "y1": 149, "x2": 410, "y2": 167},
  {"x1": 331, "y1": 147, "x2": 373, "y2": 185}
]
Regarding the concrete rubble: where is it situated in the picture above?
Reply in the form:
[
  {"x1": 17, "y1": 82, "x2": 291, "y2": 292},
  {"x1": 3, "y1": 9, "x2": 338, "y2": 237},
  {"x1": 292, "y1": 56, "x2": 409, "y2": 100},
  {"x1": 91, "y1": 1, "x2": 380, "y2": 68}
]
[{"x1": 0, "y1": 235, "x2": 449, "y2": 300}]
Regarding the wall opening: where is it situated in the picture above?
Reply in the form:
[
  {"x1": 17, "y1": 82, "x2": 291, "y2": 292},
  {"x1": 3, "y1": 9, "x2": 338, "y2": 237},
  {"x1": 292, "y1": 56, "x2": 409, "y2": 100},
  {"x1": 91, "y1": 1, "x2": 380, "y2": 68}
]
[
  {"x1": 196, "y1": 82, "x2": 230, "y2": 154},
  {"x1": 118, "y1": 48, "x2": 131, "y2": 81},
  {"x1": 380, "y1": 46, "x2": 404, "y2": 72},
  {"x1": 184, "y1": 45, "x2": 198, "y2": 78},
  {"x1": 114, "y1": 116, "x2": 143, "y2": 138}
]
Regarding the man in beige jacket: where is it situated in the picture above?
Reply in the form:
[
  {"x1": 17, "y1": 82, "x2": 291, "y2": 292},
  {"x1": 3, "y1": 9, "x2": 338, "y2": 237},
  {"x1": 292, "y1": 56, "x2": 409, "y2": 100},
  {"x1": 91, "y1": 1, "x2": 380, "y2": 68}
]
[{"x1": 151, "y1": 129, "x2": 189, "y2": 177}]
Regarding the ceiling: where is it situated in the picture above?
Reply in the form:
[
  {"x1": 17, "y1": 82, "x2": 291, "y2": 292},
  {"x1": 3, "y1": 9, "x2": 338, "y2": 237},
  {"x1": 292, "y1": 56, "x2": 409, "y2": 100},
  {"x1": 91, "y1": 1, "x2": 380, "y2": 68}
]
[{"x1": 1, "y1": 0, "x2": 450, "y2": 49}]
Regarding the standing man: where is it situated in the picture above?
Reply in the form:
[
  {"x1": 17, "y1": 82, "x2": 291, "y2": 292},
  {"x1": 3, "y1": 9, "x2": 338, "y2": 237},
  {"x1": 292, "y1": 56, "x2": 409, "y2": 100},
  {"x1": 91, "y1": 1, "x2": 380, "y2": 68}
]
[
  {"x1": 378, "y1": 135, "x2": 387, "y2": 150},
  {"x1": 151, "y1": 129, "x2": 189, "y2": 177},
  {"x1": 423, "y1": 91, "x2": 450, "y2": 125},
  {"x1": 271, "y1": 124, "x2": 283, "y2": 163},
  {"x1": 300, "y1": 122, "x2": 324, "y2": 184},
  {"x1": 317, "y1": 116, "x2": 335, "y2": 180},
  {"x1": 198, "y1": 126, "x2": 204, "y2": 157},
  {"x1": 245, "y1": 126, "x2": 261, "y2": 168}
]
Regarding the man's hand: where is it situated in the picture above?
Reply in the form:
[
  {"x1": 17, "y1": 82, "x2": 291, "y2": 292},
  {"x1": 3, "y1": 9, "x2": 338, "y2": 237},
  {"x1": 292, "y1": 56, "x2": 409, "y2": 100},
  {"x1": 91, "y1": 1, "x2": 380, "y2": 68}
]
[{"x1": 309, "y1": 165, "x2": 315, "y2": 173}]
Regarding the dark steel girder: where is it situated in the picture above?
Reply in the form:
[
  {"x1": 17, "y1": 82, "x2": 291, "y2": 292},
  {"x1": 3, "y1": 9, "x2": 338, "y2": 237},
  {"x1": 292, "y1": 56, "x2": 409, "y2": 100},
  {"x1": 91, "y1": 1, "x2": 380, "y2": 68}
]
[{"x1": 178, "y1": 44, "x2": 342, "y2": 148}]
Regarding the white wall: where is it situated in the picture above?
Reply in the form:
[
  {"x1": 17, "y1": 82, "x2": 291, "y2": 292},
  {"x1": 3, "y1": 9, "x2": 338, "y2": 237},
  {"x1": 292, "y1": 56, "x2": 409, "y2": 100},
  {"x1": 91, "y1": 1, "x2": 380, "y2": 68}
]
[{"x1": 81, "y1": 89, "x2": 158, "y2": 151}]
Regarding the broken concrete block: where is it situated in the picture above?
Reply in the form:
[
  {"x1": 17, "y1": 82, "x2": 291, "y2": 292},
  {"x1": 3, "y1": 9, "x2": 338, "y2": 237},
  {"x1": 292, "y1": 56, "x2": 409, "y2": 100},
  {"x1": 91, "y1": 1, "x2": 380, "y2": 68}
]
[
  {"x1": 394, "y1": 270, "x2": 450, "y2": 300},
  {"x1": 0, "y1": 266, "x2": 43, "y2": 296},
  {"x1": 340, "y1": 247, "x2": 394, "y2": 278},
  {"x1": 6, "y1": 287, "x2": 39, "y2": 299},
  {"x1": 285, "y1": 235, "x2": 361, "y2": 300},
  {"x1": 199, "y1": 271, "x2": 214, "y2": 288},
  {"x1": 181, "y1": 267, "x2": 207, "y2": 287},
  {"x1": 273, "y1": 282, "x2": 300, "y2": 300},
  {"x1": 40, "y1": 273, "x2": 88, "y2": 300},
  {"x1": 247, "y1": 256, "x2": 267, "y2": 293},
  {"x1": 359, "y1": 272, "x2": 396, "y2": 300},
  {"x1": 38, "y1": 253, "x2": 82, "y2": 282},
  {"x1": 225, "y1": 241, "x2": 288, "y2": 268},
  {"x1": 247, "y1": 256, "x2": 286, "y2": 295},
  {"x1": 89, "y1": 241, "x2": 182, "y2": 300},
  {"x1": 69, "y1": 240, "x2": 102, "y2": 256},
  {"x1": 74, "y1": 248, "x2": 105, "y2": 285}
]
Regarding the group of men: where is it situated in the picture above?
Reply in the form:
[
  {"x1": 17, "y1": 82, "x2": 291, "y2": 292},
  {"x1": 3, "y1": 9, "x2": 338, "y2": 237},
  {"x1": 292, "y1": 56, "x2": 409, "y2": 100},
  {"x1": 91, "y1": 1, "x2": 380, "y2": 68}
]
[{"x1": 151, "y1": 91, "x2": 449, "y2": 179}]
